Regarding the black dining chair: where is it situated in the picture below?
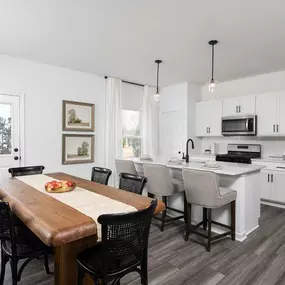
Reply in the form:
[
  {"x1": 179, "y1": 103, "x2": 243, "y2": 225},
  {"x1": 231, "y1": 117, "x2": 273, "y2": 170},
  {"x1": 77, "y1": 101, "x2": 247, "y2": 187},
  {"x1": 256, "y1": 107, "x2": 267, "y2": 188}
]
[
  {"x1": 91, "y1": 167, "x2": 112, "y2": 185},
  {"x1": 8, "y1": 165, "x2": 45, "y2": 177},
  {"x1": 76, "y1": 199, "x2": 157, "y2": 285},
  {"x1": 119, "y1": 173, "x2": 147, "y2": 195},
  {"x1": 0, "y1": 202, "x2": 52, "y2": 285}
]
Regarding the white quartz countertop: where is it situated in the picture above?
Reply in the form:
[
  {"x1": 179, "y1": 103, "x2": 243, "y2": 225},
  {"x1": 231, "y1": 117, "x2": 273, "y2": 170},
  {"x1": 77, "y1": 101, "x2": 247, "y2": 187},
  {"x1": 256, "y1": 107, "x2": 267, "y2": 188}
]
[
  {"x1": 252, "y1": 157, "x2": 285, "y2": 164},
  {"x1": 130, "y1": 156, "x2": 264, "y2": 176}
]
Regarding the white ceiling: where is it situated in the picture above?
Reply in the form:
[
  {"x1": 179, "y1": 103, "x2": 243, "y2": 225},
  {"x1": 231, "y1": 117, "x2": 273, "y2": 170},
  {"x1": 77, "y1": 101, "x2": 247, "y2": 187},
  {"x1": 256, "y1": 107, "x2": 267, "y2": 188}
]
[{"x1": 0, "y1": 0, "x2": 285, "y2": 86}]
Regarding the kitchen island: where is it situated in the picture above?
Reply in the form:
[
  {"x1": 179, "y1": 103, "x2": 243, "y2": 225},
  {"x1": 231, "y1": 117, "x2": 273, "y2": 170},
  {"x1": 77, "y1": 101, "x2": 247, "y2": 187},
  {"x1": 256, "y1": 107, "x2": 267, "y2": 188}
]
[{"x1": 130, "y1": 156, "x2": 264, "y2": 241}]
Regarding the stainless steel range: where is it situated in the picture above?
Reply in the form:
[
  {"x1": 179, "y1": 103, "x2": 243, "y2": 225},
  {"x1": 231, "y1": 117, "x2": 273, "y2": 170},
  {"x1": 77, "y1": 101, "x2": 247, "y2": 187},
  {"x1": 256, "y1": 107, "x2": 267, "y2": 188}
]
[{"x1": 216, "y1": 144, "x2": 261, "y2": 164}]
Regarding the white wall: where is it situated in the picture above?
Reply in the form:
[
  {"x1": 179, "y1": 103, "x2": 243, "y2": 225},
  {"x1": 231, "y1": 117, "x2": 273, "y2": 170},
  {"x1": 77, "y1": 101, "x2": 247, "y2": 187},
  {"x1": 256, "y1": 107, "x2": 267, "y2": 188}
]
[
  {"x1": 187, "y1": 83, "x2": 202, "y2": 154},
  {"x1": 159, "y1": 82, "x2": 202, "y2": 157},
  {"x1": 201, "y1": 70, "x2": 285, "y2": 157},
  {"x1": 202, "y1": 70, "x2": 285, "y2": 101},
  {"x1": 0, "y1": 55, "x2": 106, "y2": 179}
]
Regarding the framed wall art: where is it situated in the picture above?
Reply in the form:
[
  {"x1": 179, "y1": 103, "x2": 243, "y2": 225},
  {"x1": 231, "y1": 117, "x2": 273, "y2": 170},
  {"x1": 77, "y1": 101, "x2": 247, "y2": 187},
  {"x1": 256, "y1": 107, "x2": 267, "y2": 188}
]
[
  {"x1": 62, "y1": 100, "x2": 95, "y2": 132},
  {"x1": 62, "y1": 134, "x2": 94, "y2": 164}
]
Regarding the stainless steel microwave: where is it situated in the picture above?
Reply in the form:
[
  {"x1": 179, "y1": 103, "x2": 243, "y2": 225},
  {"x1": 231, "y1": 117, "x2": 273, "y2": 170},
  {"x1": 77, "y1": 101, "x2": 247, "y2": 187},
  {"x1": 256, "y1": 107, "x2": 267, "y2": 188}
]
[{"x1": 221, "y1": 115, "x2": 257, "y2": 136}]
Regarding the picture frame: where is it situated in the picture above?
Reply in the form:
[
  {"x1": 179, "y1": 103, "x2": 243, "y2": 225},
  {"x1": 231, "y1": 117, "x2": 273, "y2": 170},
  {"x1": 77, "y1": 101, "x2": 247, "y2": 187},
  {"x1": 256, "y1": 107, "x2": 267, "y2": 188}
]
[
  {"x1": 62, "y1": 100, "x2": 95, "y2": 132},
  {"x1": 62, "y1": 134, "x2": 94, "y2": 165}
]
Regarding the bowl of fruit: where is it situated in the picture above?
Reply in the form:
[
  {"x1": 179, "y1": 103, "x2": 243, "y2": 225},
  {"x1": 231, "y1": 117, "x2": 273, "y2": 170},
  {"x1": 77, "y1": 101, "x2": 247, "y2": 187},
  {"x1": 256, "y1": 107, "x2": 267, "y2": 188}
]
[{"x1": 45, "y1": 180, "x2": 76, "y2": 193}]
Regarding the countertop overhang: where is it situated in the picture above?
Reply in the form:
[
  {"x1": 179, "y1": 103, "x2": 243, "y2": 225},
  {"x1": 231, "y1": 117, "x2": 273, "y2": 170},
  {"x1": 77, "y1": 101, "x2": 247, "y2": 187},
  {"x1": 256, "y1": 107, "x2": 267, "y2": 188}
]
[{"x1": 131, "y1": 156, "x2": 265, "y2": 176}]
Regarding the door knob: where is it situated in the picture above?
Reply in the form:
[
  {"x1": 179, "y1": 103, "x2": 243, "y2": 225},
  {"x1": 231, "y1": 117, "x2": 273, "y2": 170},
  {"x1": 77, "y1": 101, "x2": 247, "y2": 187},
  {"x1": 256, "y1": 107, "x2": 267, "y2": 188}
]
[
  {"x1": 14, "y1": 148, "x2": 19, "y2": 152},
  {"x1": 14, "y1": 156, "x2": 19, "y2": 160}
]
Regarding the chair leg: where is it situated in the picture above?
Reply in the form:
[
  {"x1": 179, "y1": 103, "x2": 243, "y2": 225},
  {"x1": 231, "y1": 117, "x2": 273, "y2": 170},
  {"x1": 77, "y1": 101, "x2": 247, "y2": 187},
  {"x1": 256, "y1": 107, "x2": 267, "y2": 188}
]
[
  {"x1": 77, "y1": 265, "x2": 85, "y2": 285},
  {"x1": 0, "y1": 247, "x2": 7, "y2": 285},
  {"x1": 184, "y1": 203, "x2": 192, "y2": 241},
  {"x1": 44, "y1": 254, "x2": 51, "y2": 274},
  {"x1": 160, "y1": 196, "x2": 167, "y2": 232},
  {"x1": 10, "y1": 257, "x2": 18, "y2": 285},
  {"x1": 231, "y1": 200, "x2": 236, "y2": 241},
  {"x1": 207, "y1": 208, "x2": 212, "y2": 252},
  {"x1": 203, "y1": 207, "x2": 207, "y2": 230},
  {"x1": 141, "y1": 250, "x2": 148, "y2": 285}
]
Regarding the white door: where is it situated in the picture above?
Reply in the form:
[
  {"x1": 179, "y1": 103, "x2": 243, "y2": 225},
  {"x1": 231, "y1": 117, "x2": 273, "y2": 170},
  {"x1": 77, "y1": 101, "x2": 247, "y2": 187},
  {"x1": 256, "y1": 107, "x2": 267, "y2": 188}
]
[
  {"x1": 260, "y1": 170, "x2": 271, "y2": 200},
  {"x1": 239, "y1": 95, "x2": 256, "y2": 115},
  {"x1": 222, "y1": 97, "x2": 239, "y2": 116},
  {"x1": 160, "y1": 110, "x2": 183, "y2": 157},
  {"x1": 195, "y1": 102, "x2": 209, "y2": 137},
  {"x1": 0, "y1": 95, "x2": 21, "y2": 169},
  {"x1": 208, "y1": 100, "x2": 222, "y2": 136},
  {"x1": 277, "y1": 91, "x2": 285, "y2": 135},
  {"x1": 256, "y1": 92, "x2": 277, "y2": 136},
  {"x1": 271, "y1": 172, "x2": 285, "y2": 203}
]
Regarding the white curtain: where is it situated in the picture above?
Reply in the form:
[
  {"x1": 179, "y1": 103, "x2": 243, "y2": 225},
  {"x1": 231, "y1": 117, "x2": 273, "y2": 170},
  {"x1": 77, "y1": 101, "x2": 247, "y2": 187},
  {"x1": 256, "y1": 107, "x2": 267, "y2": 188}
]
[
  {"x1": 141, "y1": 85, "x2": 159, "y2": 157},
  {"x1": 105, "y1": 77, "x2": 122, "y2": 186}
]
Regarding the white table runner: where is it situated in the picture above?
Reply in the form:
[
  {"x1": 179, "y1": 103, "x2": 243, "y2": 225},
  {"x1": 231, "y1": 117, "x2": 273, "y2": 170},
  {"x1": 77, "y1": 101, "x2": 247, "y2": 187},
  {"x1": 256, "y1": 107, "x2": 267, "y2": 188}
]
[{"x1": 16, "y1": 174, "x2": 137, "y2": 240}]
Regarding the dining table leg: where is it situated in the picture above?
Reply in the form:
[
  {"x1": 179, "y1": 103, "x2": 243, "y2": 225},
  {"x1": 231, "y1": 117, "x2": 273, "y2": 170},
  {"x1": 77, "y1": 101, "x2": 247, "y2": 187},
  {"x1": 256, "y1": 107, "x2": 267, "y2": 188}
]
[{"x1": 54, "y1": 235, "x2": 97, "y2": 285}]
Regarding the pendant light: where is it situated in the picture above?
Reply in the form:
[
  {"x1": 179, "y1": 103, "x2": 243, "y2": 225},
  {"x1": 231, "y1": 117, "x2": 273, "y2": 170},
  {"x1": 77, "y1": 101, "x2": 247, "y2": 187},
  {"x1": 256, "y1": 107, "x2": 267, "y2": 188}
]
[
  {"x1": 154, "y1": 60, "x2": 162, "y2": 102},
  {"x1": 208, "y1": 40, "x2": 218, "y2": 93}
]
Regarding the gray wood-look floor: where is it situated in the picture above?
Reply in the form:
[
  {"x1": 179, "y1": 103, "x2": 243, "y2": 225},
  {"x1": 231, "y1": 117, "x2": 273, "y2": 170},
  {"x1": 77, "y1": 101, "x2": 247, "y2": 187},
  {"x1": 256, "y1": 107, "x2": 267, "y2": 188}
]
[{"x1": 3, "y1": 205, "x2": 285, "y2": 285}]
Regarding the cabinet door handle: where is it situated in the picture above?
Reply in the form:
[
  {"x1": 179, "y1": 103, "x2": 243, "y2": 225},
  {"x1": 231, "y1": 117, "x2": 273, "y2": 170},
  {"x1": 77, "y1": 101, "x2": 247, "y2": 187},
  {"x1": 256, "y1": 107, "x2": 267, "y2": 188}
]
[
  {"x1": 273, "y1": 125, "x2": 276, "y2": 133},
  {"x1": 239, "y1": 105, "x2": 241, "y2": 113},
  {"x1": 271, "y1": 174, "x2": 273, "y2": 183},
  {"x1": 236, "y1": 106, "x2": 238, "y2": 113},
  {"x1": 209, "y1": 127, "x2": 211, "y2": 134},
  {"x1": 277, "y1": 124, "x2": 279, "y2": 133},
  {"x1": 268, "y1": 174, "x2": 270, "y2": 182}
]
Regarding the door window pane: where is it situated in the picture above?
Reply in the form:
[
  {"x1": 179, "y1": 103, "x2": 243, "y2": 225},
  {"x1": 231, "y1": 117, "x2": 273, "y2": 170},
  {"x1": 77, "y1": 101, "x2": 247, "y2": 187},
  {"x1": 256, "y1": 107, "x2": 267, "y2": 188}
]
[{"x1": 0, "y1": 104, "x2": 12, "y2": 155}]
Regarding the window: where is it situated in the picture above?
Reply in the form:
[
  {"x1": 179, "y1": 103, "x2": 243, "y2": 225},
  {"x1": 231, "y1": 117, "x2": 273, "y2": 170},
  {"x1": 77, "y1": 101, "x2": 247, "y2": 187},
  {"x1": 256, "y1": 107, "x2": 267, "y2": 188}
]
[{"x1": 122, "y1": 110, "x2": 141, "y2": 158}]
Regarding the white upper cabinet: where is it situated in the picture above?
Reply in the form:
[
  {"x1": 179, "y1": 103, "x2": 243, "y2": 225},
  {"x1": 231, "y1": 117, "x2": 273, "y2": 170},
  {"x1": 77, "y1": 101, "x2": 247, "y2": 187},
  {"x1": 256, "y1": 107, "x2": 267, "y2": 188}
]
[
  {"x1": 256, "y1": 92, "x2": 278, "y2": 136},
  {"x1": 277, "y1": 91, "x2": 285, "y2": 135},
  {"x1": 196, "y1": 100, "x2": 222, "y2": 137},
  {"x1": 222, "y1": 95, "x2": 256, "y2": 117},
  {"x1": 239, "y1": 95, "x2": 256, "y2": 115},
  {"x1": 196, "y1": 101, "x2": 208, "y2": 137},
  {"x1": 222, "y1": 97, "x2": 239, "y2": 117}
]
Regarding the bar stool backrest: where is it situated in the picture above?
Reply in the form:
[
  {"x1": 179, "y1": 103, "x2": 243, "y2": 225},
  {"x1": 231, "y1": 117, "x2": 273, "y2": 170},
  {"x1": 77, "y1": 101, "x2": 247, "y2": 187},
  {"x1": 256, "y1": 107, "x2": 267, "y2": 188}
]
[
  {"x1": 182, "y1": 169, "x2": 221, "y2": 207},
  {"x1": 143, "y1": 164, "x2": 174, "y2": 196},
  {"x1": 115, "y1": 159, "x2": 137, "y2": 176}
]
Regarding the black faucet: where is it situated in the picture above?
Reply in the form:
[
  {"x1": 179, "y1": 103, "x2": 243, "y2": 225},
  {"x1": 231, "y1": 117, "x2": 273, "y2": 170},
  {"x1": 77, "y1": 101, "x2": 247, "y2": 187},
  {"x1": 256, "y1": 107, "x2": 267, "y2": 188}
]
[{"x1": 185, "y1": 139, "x2": 195, "y2": 163}]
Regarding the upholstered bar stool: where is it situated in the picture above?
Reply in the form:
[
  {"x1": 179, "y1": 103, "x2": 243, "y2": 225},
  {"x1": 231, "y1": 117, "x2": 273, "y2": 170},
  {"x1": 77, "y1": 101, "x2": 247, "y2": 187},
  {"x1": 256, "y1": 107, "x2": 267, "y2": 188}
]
[
  {"x1": 143, "y1": 163, "x2": 186, "y2": 232},
  {"x1": 115, "y1": 159, "x2": 138, "y2": 176},
  {"x1": 182, "y1": 169, "x2": 237, "y2": 252}
]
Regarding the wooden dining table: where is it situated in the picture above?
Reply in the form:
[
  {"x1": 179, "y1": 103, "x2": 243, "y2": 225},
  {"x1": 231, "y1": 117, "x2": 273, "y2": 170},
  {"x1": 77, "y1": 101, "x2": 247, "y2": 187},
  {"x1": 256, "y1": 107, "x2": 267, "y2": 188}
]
[{"x1": 0, "y1": 172, "x2": 165, "y2": 285}]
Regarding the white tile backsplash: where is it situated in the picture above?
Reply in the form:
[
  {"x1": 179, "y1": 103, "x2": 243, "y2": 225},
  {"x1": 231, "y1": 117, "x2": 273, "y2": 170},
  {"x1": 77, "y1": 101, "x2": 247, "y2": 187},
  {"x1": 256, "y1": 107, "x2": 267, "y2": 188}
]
[{"x1": 201, "y1": 137, "x2": 285, "y2": 157}]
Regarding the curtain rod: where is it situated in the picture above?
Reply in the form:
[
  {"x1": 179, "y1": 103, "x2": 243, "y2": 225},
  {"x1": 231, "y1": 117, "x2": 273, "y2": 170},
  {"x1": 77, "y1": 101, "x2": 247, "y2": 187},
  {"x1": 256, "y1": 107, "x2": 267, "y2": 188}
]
[{"x1": 104, "y1": 76, "x2": 145, "y2": 88}]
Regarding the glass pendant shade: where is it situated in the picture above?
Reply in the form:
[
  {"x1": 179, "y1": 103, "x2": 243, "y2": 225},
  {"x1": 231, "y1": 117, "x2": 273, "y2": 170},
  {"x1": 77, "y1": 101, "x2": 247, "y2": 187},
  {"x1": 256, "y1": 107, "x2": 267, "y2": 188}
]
[
  {"x1": 154, "y1": 91, "x2": 160, "y2": 102},
  {"x1": 208, "y1": 79, "x2": 216, "y2": 93}
]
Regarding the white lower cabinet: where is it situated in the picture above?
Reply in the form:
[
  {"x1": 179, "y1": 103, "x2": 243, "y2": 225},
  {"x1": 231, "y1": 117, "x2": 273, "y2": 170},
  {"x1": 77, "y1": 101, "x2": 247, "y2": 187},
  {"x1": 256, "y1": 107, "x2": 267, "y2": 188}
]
[
  {"x1": 271, "y1": 172, "x2": 285, "y2": 203},
  {"x1": 260, "y1": 169, "x2": 285, "y2": 203},
  {"x1": 260, "y1": 171, "x2": 271, "y2": 200}
]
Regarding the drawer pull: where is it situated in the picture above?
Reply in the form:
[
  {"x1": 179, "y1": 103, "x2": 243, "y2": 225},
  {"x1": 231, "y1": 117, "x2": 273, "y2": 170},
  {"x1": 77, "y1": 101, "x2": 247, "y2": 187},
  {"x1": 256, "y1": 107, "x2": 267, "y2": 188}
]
[{"x1": 276, "y1": 166, "x2": 285, "y2": 169}]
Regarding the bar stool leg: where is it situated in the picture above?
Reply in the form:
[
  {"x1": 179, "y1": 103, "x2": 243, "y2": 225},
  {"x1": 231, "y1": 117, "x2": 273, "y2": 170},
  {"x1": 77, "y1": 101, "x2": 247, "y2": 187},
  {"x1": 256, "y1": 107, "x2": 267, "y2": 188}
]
[
  {"x1": 160, "y1": 196, "x2": 167, "y2": 232},
  {"x1": 203, "y1": 207, "x2": 207, "y2": 230},
  {"x1": 231, "y1": 200, "x2": 236, "y2": 241},
  {"x1": 184, "y1": 192, "x2": 188, "y2": 224},
  {"x1": 184, "y1": 203, "x2": 192, "y2": 241},
  {"x1": 207, "y1": 208, "x2": 212, "y2": 252}
]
